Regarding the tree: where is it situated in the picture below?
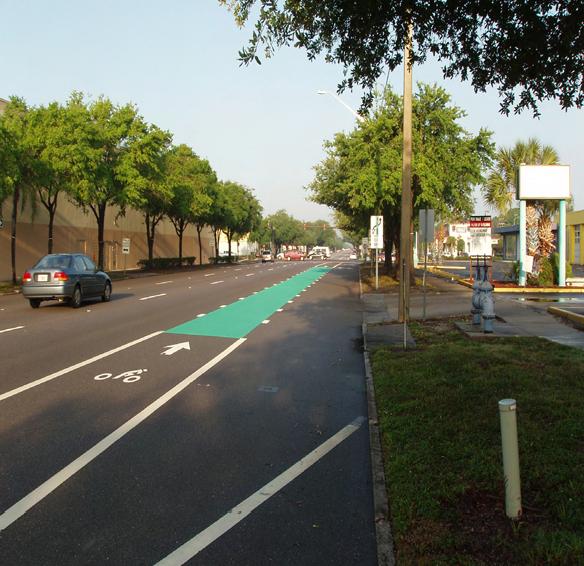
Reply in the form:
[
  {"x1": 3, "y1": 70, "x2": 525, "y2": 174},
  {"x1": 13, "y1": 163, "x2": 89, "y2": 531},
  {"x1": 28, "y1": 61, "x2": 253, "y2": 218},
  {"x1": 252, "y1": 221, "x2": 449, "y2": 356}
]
[
  {"x1": 225, "y1": 1, "x2": 583, "y2": 115},
  {"x1": 122, "y1": 124, "x2": 173, "y2": 262},
  {"x1": 219, "y1": 182, "x2": 262, "y2": 259},
  {"x1": 482, "y1": 138, "x2": 559, "y2": 272},
  {"x1": 263, "y1": 210, "x2": 304, "y2": 251},
  {"x1": 22, "y1": 101, "x2": 91, "y2": 254},
  {"x1": 0, "y1": 97, "x2": 36, "y2": 284},
  {"x1": 309, "y1": 85, "x2": 493, "y2": 270},
  {"x1": 165, "y1": 145, "x2": 214, "y2": 262},
  {"x1": 67, "y1": 95, "x2": 151, "y2": 269}
]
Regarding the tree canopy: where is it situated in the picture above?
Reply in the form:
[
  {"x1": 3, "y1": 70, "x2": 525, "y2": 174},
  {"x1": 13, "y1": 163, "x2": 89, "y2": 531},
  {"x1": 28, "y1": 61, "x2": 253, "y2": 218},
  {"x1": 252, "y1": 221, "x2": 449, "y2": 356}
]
[
  {"x1": 309, "y1": 84, "x2": 494, "y2": 264},
  {"x1": 225, "y1": 0, "x2": 583, "y2": 114}
]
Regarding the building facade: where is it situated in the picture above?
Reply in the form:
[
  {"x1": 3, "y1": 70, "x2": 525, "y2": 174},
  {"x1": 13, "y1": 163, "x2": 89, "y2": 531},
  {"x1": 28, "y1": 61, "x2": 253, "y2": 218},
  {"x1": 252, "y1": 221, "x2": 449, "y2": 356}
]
[
  {"x1": 0, "y1": 198, "x2": 216, "y2": 280},
  {"x1": 567, "y1": 210, "x2": 584, "y2": 265}
]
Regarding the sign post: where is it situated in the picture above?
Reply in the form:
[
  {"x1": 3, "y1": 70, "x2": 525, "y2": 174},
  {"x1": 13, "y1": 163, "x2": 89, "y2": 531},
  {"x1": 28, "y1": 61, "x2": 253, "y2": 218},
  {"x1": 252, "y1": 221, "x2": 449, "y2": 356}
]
[
  {"x1": 370, "y1": 216, "x2": 383, "y2": 290},
  {"x1": 419, "y1": 209, "x2": 434, "y2": 320},
  {"x1": 122, "y1": 238, "x2": 130, "y2": 278}
]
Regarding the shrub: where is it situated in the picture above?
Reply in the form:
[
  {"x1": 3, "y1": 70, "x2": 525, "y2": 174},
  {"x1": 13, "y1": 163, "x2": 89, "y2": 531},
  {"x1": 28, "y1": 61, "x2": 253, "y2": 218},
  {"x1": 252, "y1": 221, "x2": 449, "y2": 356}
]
[
  {"x1": 551, "y1": 252, "x2": 572, "y2": 284},
  {"x1": 137, "y1": 257, "x2": 196, "y2": 270},
  {"x1": 536, "y1": 256, "x2": 554, "y2": 287}
]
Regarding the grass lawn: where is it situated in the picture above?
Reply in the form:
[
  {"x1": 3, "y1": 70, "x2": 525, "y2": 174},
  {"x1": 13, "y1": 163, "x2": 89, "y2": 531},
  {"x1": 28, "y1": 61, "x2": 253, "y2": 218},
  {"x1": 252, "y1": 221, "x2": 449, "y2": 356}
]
[
  {"x1": 360, "y1": 263, "x2": 429, "y2": 293},
  {"x1": 372, "y1": 319, "x2": 584, "y2": 565}
]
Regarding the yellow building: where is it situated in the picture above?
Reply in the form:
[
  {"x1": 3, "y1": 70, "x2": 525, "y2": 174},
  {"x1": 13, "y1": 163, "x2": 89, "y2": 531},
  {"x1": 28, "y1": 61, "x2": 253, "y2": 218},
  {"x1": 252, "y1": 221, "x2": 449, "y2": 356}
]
[{"x1": 567, "y1": 210, "x2": 584, "y2": 265}]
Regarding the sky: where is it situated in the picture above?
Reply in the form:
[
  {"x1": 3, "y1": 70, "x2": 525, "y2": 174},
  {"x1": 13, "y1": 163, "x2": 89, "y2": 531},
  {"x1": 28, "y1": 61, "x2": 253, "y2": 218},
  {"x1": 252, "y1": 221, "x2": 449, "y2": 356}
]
[{"x1": 1, "y1": 0, "x2": 582, "y2": 222}]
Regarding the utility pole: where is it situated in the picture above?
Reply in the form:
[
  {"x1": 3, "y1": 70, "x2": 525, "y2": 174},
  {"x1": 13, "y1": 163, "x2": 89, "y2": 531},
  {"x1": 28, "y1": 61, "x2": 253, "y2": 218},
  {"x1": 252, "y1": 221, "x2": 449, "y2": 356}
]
[{"x1": 398, "y1": 22, "x2": 413, "y2": 323}]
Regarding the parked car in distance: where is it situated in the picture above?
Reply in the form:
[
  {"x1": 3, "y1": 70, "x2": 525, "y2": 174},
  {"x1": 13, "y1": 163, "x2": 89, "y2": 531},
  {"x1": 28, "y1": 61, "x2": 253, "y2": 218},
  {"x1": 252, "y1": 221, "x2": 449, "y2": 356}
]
[
  {"x1": 284, "y1": 250, "x2": 305, "y2": 261},
  {"x1": 21, "y1": 253, "x2": 112, "y2": 309},
  {"x1": 307, "y1": 252, "x2": 326, "y2": 260},
  {"x1": 349, "y1": 252, "x2": 358, "y2": 260},
  {"x1": 261, "y1": 250, "x2": 274, "y2": 263}
]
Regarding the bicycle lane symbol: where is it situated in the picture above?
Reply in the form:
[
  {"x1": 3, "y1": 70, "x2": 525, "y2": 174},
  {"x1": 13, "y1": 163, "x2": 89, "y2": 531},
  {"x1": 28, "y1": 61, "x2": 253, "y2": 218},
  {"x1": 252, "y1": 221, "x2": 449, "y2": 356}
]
[{"x1": 94, "y1": 369, "x2": 148, "y2": 384}]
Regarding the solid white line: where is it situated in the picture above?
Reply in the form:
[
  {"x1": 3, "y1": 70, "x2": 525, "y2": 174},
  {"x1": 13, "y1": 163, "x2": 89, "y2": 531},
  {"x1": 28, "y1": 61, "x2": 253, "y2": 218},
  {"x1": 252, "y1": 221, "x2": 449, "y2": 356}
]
[
  {"x1": 139, "y1": 293, "x2": 167, "y2": 301},
  {"x1": 156, "y1": 281, "x2": 173, "y2": 285},
  {"x1": 0, "y1": 338, "x2": 247, "y2": 532},
  {"x1": 155, "y1": 416, "x2": 365, "y2": 566},
  {"x1": 0, "y1": 326, "x2": 24, "y2": 334},
  {"x1": 0, "y1": 331, "x2": 164, "y2": 402},
  {"x1": 210, "y1": 281, "x2": 224, "y2": 285}
]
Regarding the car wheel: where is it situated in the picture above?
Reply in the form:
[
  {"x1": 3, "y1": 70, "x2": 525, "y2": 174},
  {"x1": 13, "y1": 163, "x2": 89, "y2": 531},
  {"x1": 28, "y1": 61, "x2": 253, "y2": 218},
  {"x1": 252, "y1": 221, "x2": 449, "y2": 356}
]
[
  {"x1": 101, "y1": 282, "x2": 112, "y2": 302},
  {"x1": 70, "y1": 285, "x2": 82, "y2": 308},
  {"x1": 29, "y1": 299, "x2": 41, "y2": 309}
]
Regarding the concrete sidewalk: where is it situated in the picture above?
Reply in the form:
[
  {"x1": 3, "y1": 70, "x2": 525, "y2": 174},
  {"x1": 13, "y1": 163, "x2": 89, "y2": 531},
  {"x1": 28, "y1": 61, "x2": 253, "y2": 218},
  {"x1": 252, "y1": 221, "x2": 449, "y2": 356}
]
[{"x1": 363, "y1": 272, "x2": 584, "y2": 350}]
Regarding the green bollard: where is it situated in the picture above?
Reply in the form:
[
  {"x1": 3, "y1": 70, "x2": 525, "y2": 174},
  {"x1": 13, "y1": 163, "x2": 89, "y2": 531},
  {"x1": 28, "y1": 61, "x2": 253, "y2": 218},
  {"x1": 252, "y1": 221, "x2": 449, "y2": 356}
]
[{"x1": 499, "y1": 399, "x2": 522, "y2": 519}]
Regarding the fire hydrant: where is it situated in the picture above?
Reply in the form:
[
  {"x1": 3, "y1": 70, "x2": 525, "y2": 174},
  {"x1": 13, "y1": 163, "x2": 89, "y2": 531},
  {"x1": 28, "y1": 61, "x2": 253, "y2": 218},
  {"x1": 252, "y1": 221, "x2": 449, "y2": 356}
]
[
  {"x1": 480, "y1": 265, "x2": 496, "y2": 333},
  {"x1": 471, "y1": 264, "x2": 483, "y2": 325}
]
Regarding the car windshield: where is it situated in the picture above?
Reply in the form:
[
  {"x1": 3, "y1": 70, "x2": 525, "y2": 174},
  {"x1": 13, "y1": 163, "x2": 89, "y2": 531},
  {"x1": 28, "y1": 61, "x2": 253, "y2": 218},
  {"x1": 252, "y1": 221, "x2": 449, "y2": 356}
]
[{"x1": 34, "y1": 255, "x2": 72, "y2": 269}]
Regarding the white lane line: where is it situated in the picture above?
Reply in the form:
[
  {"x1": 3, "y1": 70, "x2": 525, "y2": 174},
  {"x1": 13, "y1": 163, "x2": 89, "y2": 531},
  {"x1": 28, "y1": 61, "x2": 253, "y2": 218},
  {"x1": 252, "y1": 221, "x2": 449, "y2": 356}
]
[
  {"x1": 277, "y1": 309, "x2": 283, "y2": 312},
  {"x1": 245, "y1": 273, "x2": 254, "y2": 277},
  {"x1": 139, "y1": 294, "x2": 167, "y2": 301},
  {"x1": 0, "y1": 326, "x2": 24, "y2": 334},
  {"x1": 0, "y1": 331, "x2": 164, "y2": 402},
  {"x1": 261, "y1": 320, "x2": 270, "y2": 324},
  {"x1": 204, "y1": 273, "x2": 215, "y2": 277},
  {"x1": 234, "y1": 268, "x2": 242, "y2": 271},
  {"x1": 220, "y1": 305, "x2": 227, "y2": 308},
  {"x1": 0, "y1": 338, "x2": 247, "y2": 532},
  {"x1": 155, "y1": 416, "x2": 365, "y2": 566},
  {"x1": 210, "y1": 281, "x2": 224, "y2": 285},
  {"x1": 196, "y1": 314, "x2": 206, "y2": 318},
  {"x1": 156, "y1": 281, "x2": 173, "y2": 285}
]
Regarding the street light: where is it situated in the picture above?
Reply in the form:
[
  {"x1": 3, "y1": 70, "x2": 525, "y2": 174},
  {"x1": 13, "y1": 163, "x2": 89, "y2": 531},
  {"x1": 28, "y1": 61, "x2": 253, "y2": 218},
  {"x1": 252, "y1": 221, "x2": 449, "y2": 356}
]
[{"x1": 317, "y1": 90, "x2": 365, "y2": 123}]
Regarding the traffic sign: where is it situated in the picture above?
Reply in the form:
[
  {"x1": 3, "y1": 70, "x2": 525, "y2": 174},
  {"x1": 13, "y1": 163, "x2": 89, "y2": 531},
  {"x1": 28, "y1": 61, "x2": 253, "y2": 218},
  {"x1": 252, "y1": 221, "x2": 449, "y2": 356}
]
[
  {"x1": 370, "y1": 216, "x2": 383, "y2": 249},
  {"x1": 122, "y1": 238, "x2": 131, "y2": 254}
]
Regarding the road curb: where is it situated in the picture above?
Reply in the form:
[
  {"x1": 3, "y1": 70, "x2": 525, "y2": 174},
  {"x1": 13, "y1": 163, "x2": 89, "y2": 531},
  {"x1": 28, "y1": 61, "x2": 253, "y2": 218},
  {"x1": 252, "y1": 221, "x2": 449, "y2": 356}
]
[
  {"x1": 547, "y1": 306, "x2": 584, "y2": 327},
  {"x1": 427, "y1": 266, "x2": 584, "y2": 293},
  {"x1": 362, "y1": 321, "x2": 395, "y2": 566}
]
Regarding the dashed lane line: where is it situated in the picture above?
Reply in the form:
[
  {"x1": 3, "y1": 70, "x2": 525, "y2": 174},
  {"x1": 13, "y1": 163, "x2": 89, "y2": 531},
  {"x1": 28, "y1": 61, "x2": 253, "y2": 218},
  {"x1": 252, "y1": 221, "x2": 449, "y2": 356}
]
[
  {"x1": 0, "y1": 326, "x2": 24, "y2": 334},
  {"x1": 139, "y1": 294, "x2": 167, "y2": 301}
]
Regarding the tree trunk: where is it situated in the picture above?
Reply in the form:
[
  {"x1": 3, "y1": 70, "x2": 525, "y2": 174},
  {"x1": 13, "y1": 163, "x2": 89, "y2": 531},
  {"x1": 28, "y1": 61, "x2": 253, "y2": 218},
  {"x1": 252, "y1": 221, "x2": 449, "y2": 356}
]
[
  {"x1": 145, "y1": 213, "x2": 155, "y2": 261},
  {"x1": 48, "y1": 207, "x2": 55, "y2": 254},
  {"x1": 97, "y1": 202, "x2": 107, "y2": 270},
  {"x1": 196, "y1": 225, "x2": 203, "y2": 265},
  {"x1": 178, "y1": 224, "x2": 184, "y2": 262},
  {"x1": 11, "y1": 186, "x2": 19, "y2": 285}
]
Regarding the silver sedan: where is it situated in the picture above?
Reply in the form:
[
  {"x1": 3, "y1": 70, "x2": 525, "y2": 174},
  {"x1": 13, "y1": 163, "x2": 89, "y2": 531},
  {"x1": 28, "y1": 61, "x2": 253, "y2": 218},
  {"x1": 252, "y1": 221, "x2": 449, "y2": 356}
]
[{"x1": 21, "y1": 253, "x2": 112, "y2": 308}]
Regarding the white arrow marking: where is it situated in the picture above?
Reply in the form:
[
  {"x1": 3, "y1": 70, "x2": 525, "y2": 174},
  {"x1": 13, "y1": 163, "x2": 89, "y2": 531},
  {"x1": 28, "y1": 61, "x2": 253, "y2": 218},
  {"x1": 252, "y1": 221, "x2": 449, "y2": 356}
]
[{"x1": 161, "y1": 342, "x2": 191, "y2": 356}]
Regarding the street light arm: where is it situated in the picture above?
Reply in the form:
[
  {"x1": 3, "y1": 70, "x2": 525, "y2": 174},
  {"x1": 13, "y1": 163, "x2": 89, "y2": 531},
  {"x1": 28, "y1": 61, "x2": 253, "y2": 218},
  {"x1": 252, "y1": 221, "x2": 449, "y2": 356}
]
[{"x1": 317, "y1": 90, "x2": 365, "y2": 122}]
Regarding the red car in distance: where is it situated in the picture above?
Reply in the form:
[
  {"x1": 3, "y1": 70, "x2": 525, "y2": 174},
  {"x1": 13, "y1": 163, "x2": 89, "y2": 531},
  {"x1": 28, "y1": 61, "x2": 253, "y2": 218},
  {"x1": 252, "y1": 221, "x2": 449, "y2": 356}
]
[{"x1": 284, "y1": 250, "x2": 305, "y2": 261}]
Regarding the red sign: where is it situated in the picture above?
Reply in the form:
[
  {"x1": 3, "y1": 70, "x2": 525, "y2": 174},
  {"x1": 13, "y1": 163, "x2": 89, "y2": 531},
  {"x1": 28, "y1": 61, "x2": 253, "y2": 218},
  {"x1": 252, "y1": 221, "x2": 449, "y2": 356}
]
[{"x1": 470, "y1": 215, "x2": 492, "y2": 229}]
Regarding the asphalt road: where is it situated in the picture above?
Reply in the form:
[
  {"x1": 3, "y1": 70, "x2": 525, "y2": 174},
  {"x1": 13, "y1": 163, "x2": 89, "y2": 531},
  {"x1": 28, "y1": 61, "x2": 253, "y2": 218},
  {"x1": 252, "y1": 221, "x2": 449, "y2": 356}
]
[{"x1": 0, "y1": 259, "x2": 376, "y2": 565}]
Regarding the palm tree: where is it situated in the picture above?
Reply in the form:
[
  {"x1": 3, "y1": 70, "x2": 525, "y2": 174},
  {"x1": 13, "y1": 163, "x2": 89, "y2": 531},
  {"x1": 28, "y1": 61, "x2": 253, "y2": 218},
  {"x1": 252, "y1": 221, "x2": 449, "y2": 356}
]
[{"x1": 482, "y1": 138, "x2": 559, "y2": 272}]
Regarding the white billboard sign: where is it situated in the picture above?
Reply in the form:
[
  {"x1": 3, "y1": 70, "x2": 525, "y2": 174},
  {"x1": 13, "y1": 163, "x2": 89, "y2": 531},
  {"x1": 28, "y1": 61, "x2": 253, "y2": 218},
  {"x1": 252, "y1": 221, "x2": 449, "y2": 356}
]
[
  {"x1": 469, "y1": 216, "x2": 492, "y2": 256},
  {"x1": 518, "y1": 165, "x2": 570, "y2": 200},
  {"x1": 370, "y1": 216, "x2": 383, "y2": 249}
]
